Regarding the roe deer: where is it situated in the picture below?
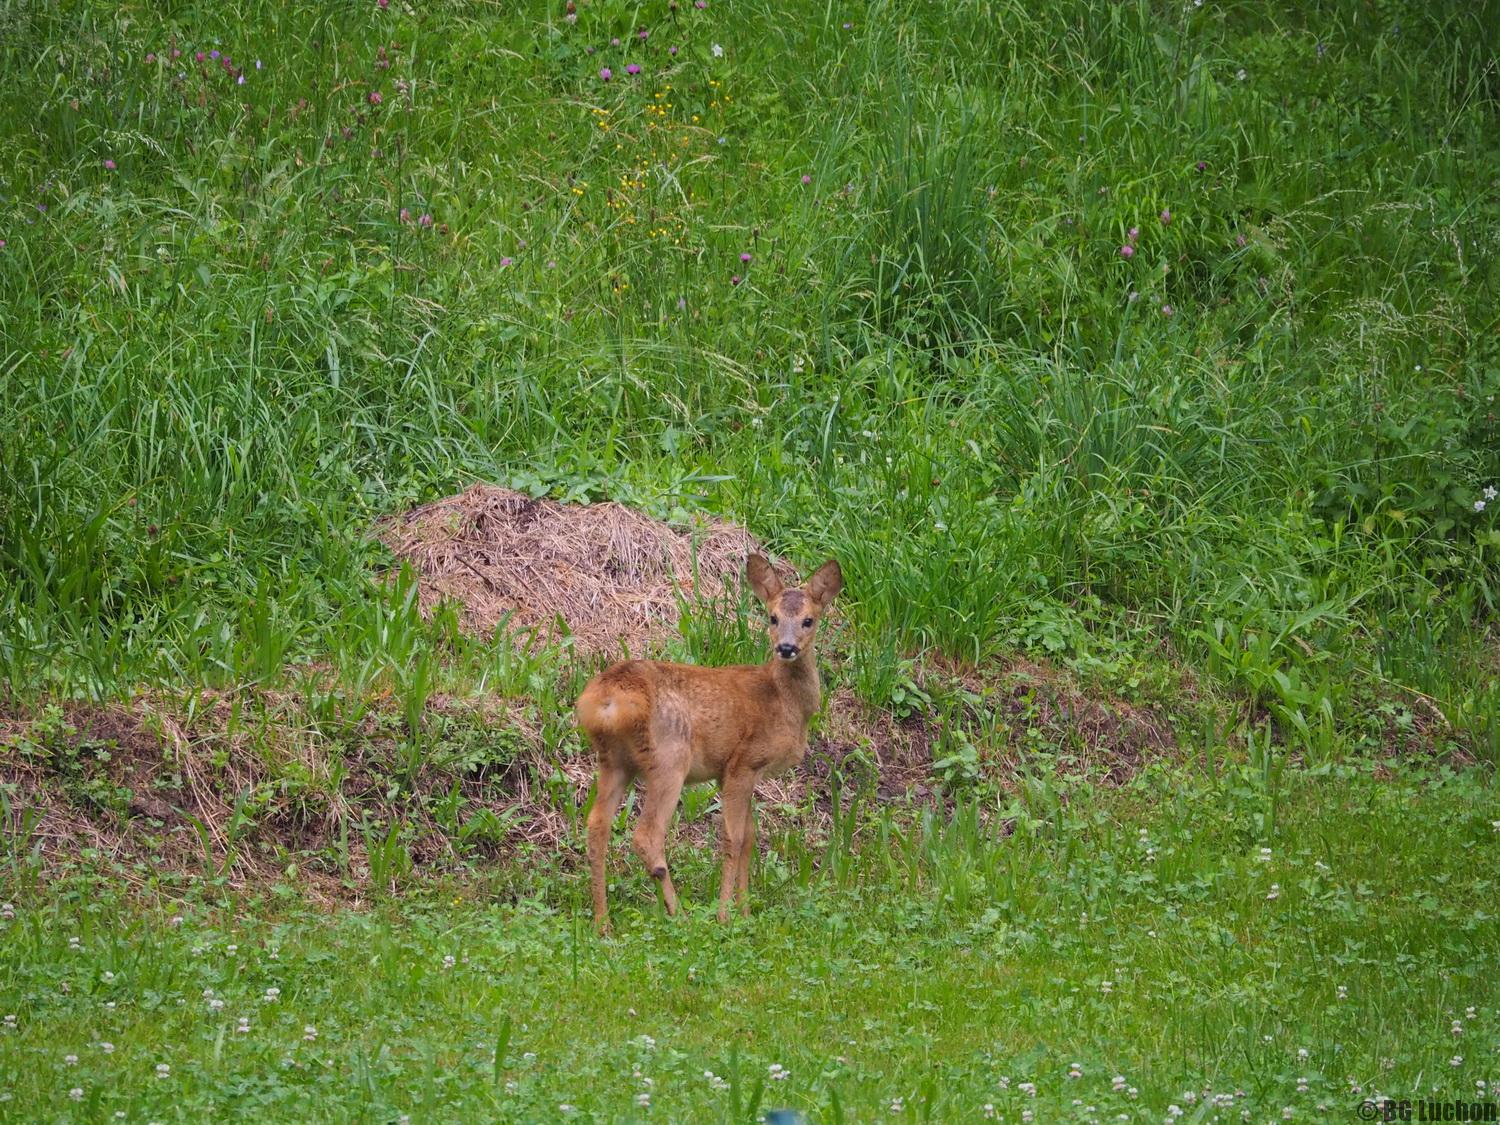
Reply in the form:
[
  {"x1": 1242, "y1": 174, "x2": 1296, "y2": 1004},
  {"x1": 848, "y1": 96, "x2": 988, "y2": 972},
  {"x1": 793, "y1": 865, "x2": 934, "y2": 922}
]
[{"x1": 576, "y1": 554, "x2": 843, "y2": 932}]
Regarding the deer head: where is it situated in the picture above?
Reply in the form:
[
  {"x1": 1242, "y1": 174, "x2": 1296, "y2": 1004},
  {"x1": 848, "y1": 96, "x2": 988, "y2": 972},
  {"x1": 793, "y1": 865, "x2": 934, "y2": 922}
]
[{"x1": 746, "y1": 554, "x2": 843, "y2": 662}]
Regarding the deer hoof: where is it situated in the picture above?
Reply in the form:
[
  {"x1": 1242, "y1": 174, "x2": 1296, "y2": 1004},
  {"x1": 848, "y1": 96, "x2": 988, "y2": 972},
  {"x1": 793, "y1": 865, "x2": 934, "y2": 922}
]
[{"x1": 650, "y1": 865, "x2": 667, "y2": 880}]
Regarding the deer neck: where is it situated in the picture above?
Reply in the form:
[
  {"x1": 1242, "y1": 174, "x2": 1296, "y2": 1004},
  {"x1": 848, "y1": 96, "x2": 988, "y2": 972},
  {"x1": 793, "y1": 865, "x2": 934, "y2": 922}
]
[{"x1": 769, "y1": 650, "x2": 821, "y2": 723}]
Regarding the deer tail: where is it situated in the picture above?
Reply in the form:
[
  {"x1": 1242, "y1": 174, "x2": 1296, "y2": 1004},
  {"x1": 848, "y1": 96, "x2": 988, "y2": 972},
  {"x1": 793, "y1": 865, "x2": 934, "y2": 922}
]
[{"x1": 576, "y1": 671, "x2": 652, "y2": 743}]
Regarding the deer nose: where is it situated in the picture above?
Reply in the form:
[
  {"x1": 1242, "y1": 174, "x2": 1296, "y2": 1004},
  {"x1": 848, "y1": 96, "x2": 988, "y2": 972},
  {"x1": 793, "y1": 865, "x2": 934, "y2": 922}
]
[{"x1": 776, "y1": 642, "x2": 799, "y2": 659}]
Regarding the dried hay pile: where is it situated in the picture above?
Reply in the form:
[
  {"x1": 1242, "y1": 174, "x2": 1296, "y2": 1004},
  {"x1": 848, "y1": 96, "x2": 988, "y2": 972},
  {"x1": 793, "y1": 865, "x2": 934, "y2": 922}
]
[{"x1": 377, "y1": 483, "x2": 766, "y2": 651}]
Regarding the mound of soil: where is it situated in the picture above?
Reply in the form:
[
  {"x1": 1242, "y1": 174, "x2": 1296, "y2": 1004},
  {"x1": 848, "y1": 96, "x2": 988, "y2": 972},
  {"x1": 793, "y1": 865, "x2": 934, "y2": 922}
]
[{"x1": 377, "y1": 484, "x2": 766, "y2": 651}]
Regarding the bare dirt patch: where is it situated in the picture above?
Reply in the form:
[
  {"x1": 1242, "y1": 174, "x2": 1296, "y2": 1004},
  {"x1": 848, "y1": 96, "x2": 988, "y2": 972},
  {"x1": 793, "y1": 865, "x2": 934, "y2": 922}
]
[{"x1": 377, "y1": 483, "x2": 767, "y2": 651}]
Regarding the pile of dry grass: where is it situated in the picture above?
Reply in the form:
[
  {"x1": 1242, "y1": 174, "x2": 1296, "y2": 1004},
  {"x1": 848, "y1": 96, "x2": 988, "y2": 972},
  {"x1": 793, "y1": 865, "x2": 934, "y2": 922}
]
[{"x1": 376, "y1": 484, "x2": 767, "y2": 651}]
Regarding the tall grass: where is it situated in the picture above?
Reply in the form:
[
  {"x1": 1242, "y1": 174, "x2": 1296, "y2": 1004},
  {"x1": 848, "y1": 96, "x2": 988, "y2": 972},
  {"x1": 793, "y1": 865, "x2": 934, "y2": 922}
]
[{"x1": 0, "y1": 0, "x2": 1496, "y2": 740}]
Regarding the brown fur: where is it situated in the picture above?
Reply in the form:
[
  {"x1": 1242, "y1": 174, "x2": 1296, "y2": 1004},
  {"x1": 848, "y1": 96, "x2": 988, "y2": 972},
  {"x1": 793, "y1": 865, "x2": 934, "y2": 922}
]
[{"x1": 576, "y1": 554, "x2": 843, "y2": 931}]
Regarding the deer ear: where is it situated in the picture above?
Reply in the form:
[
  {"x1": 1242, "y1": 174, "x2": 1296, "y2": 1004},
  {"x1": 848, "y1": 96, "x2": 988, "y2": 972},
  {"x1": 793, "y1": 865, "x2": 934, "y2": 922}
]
[
  {"x1": 806, "y1": 559, "x2": 843, "y2": 607},
  {"x1": 746, "y1": 554, "x2": 784, "y2": 604}
]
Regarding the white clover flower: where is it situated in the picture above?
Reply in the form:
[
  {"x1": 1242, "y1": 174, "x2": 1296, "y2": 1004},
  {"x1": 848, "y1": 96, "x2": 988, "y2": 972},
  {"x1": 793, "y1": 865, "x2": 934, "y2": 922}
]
[
  {"x1": 69, "y1": 1087, "x2": 83, "y2": 1101},
  {"x1": 98, "y1": 1042, "x2": 114, "y2": 1054},
  {"x1": 1297, "y1": 1048, "x2": 1309, "y2": 1060},
  {"x1": 1101, "y1": 980, "x2": 1114, "y2": 993},
  {"x1": 236, "y1": 1017, "x2": 250, "y2": 1033},
  {"x1": 1267, "y1": 883, "x2": 1281, "y2": 900},
  {"x1": 0, "y1": 903, "x2": 14, "y2": 920},
  {"x1": 69, "y1": 937, "x2": 82, "y2": 950},
  {"x1": 263, "y1": 987, "x2": 280, "y2": 1002},
  {"x1": 1167, "y1": 1106, "x2": 1183, "y2": 1119},
  {"x1": 155, "y1": 1063, "x2": 171, "y2": 1078},
  {"x1": 983, "y1": 1105, "x2": 996, "y2": 1119},
  {"x1": 1112, "y1": 1075, "x2": 1127, "y2": 1091},
  {"x1": 64, "y1": 1054, "x2": 78, "y2": 1066},
  {"x1": 1257, "y1": 847, "x2": 1272, "y2": 862},
  {"x1": 1451, "y1": 1056, "x2": 1463, "y2": 1067},
  {"x1": 636, "y1": 1093, "x2": 651, "y2": 1107},
  {"x1": 304, "y1": 1026, "x2": 318, "y2": 1041},
  {"x1": 442, "y1": 955, "x2": 456, "y2": 970},
  {"x1": 1283, "y1": 1108, "x2": 1294, "y2": 1120},
  {"x1": 225, "y1": 945, "x2": 237, "y2": 956}
]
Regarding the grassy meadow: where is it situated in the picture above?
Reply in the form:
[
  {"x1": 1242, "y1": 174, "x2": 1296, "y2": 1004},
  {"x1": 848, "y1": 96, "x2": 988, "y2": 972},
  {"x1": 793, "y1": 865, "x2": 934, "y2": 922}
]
[{"x1": 2, "y1": 0, "x2": 1499, "y2": 1120}]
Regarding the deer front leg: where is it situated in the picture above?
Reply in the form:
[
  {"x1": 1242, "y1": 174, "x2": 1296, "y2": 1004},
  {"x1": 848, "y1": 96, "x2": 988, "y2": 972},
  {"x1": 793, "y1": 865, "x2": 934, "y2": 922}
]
[
  {"x1": 632, "y1": 767, "x2": 686, "y2": 916},
  {"x1": 735, "y1": 798, "x2": 756, "y2": 916},
  {"x1": 717, "y1": 775, "x2": 756, "y2": 923}
]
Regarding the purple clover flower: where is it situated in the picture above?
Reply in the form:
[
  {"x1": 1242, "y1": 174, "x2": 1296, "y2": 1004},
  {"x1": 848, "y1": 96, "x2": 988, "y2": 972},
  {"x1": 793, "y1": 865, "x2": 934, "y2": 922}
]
[
  {"x1": 626, "y1": 63, "x2": 641, "y2": 75},
  {"x1": 1118, "y1": 244, "x2": 1133, "y2": 259},
  {"x1": 600, "y1": 67, "x2": 612, "y2": 80},
  {"x1": 1159, "y1": 209, "x2": 1171, "y2": 224},
  {"x1": 103, "y1": 159, "x2": 116, "y2": 171},
  {"x1": 740, "y1": 252, "x2": 751, "y2": 263},
  {"x1": 369, "y1": 90, "x2": 383, "y2": 105}
]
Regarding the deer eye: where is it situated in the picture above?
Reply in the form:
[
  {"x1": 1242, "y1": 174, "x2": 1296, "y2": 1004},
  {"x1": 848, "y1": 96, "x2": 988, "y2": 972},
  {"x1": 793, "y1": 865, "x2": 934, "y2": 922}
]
[
  {"x1": 802, "y1": 617, "x2": 814, "y2": 628},
  {"x1": 769, "y1": 614, "x2": 779, "y2": 625}
]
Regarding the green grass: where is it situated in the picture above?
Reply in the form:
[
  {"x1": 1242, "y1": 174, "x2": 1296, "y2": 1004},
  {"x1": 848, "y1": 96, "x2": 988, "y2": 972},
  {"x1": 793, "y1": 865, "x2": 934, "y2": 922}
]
[
  {"x1": 3, "y1": 765, "x2": 1498, "y2": 1121},
  {"x1": 2, "y1": 0, "x2": 1500, "y2": 1118}
]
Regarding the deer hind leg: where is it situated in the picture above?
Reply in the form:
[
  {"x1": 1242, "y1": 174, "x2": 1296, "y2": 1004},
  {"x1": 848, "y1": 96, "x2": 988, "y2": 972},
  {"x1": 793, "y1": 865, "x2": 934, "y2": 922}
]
[
  {"x1": 717, "y1": 775, "x2": 756, "y2": 923},
  {"x1": 632, "y1": 766, "x2": 686, "y2": 916},
  {"x1": 587, "y1": 755, "x2": 632, "y2": 935}
]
